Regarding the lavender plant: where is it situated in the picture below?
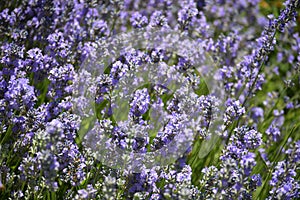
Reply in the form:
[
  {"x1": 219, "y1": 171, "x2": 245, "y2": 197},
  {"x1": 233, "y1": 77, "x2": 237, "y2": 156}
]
[{"x1": 0, "y1": 0, "x2": 299, "y2": 199}]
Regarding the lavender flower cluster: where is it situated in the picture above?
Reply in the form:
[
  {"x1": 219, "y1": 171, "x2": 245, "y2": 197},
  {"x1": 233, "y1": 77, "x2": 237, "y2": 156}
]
[{"x1": 0, "y1": 0, "x2": 300, "y2": 199}]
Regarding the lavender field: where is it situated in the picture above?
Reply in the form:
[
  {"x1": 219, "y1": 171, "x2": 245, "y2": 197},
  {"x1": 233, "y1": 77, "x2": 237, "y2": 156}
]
[{"x1": 0, "y1": 0, "x2": 300, "y2": 199}]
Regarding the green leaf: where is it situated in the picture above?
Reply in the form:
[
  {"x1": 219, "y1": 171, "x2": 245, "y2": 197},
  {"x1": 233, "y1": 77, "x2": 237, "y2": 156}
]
[
  {"x1": 76, "y1": 116, "x2": 96, "y2": 145},
  {"x1": 95, "y1": 99, "x2": 108, "y2": 120},
  {"x1": 194, "y1": 78, "x2": 209, "y2": 96},
  {"x1": 191, "y1": 68, "x2": 209, "y2": 96}
]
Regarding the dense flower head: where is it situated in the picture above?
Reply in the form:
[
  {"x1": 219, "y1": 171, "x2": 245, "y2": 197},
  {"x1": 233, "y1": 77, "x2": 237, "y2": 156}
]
[
  {"x1": 268, "y1": 161, "x2": 300, "y2": 199},
  {"x1": 224, "y1": 98, "x2": 246, "y2": 126},
  {"x1": 234, "y1": 126, "x2": 263, "y2": 149},
  {"x1": 129, "y1": 88, "x2": 150, "y2": 117},
  {"x1": 4, "y1": 77, "x2": 36, "y2": 111},
  {"x1": 130, "y1": 12, "x2": 149, "y2": 28}
]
